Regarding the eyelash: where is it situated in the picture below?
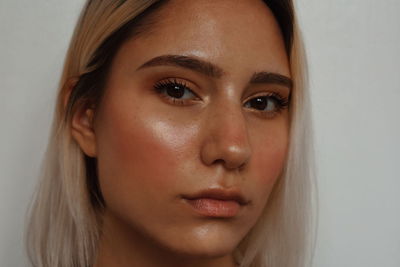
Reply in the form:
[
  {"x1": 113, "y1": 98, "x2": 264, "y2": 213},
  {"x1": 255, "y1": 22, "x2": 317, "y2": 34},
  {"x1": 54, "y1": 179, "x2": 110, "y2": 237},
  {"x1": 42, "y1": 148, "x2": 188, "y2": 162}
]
[
  {"x1": 153, "y1": 78, "x2": 290, "y2": 118},
  {"x1": 153, "y1": 78, "x2": 200, "y2": 104}
]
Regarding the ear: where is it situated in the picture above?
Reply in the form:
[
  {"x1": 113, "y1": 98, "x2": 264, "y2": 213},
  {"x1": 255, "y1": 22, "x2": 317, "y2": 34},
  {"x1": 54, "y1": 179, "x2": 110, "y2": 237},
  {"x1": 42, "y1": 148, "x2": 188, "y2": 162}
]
[
  {"x1": 71, "y1": 106, "x2": 97, "y2": 157},
  {"x1": 63, "y1": 77, "x2": 97, "y2": 158}
]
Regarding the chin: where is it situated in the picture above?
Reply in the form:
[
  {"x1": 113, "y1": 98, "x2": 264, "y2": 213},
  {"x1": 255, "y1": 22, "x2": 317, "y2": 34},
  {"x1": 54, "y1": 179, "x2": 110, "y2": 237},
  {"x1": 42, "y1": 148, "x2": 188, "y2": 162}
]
[
  {"x1": 181, "y1": 241, "x2": 235, "y2": 258},
  {"x1": 157, "y1": 223, "x2": 245, "y2": 259},
  {"x1": 167, "y1": 242, "x2": 237, "y2": 260}
]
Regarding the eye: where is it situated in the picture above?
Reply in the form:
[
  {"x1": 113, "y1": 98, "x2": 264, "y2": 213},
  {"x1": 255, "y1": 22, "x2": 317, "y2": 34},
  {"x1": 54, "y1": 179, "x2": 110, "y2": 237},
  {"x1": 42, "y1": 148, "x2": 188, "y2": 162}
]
[
  {"x1": 244, "y1": 92, "x2": 289, "y2": 118},
  {"x1": 153, "y1": 78, "x2": 199, "y2": 105}
]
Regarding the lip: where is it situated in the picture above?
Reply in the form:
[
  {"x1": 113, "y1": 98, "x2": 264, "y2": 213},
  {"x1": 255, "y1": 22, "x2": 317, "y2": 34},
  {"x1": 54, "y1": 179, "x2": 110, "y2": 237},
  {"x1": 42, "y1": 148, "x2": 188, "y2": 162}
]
[{"x1": 182, "y1": 188, "x2": 250, "y2": 218}]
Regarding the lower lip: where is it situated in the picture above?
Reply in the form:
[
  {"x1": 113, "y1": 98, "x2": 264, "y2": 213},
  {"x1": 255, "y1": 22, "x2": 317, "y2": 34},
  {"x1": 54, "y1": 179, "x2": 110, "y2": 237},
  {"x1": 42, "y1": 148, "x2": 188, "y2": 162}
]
[{"x1": 185, "y1": 198, "x2": 241, "y2": 218}]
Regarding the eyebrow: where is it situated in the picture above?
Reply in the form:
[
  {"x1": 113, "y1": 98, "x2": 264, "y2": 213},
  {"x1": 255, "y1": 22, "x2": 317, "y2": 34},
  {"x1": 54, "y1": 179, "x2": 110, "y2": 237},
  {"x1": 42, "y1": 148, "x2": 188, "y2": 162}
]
[
  {"x1": 250, "y1": 71, "x2": 293, "y2": 89},
  {"x1": 137, "y1": 54, "x2": 293, "y2": 89}
]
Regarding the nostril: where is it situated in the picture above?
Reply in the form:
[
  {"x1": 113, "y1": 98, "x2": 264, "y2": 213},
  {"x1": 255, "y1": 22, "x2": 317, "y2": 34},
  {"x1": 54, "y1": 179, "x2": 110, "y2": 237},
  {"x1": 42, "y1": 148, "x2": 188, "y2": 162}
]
[
  {"x1": 213, "y1": 159, "x2": 225, "y2": 165},
  {"x1": 238, "y1": 158, "x2": 250, "y2": 171},
  {"x1": 210, "y1": 146, "x2": 251, "y2": 170}
]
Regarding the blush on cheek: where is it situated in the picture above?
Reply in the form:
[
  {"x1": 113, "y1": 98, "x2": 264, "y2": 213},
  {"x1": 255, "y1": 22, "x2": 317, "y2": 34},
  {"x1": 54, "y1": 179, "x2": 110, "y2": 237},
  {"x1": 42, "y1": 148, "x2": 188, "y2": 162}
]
[
  {"x1": 101, "y1": 110, "x2": 199, "y2": 193},
  {"x1": 253, "y1": 136, "x2": 288, "y2": 186}
]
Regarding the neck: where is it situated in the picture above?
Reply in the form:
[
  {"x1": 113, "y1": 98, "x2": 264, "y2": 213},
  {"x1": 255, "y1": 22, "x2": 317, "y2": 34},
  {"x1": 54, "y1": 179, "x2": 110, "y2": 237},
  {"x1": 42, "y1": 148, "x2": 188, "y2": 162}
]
[{"x1": 93, "y1": 210, "x2": 238, "y2": 267}]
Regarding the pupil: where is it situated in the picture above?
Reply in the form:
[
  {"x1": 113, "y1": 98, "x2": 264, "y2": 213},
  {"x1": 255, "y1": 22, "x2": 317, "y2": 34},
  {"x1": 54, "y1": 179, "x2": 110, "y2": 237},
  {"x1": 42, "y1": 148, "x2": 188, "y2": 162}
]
[
  {"x1": 251, "y1": 97, "x2": 267, "y2": 110},
  {"x1": 167, "y1": 84, "x2": 184, "y2": 98}
]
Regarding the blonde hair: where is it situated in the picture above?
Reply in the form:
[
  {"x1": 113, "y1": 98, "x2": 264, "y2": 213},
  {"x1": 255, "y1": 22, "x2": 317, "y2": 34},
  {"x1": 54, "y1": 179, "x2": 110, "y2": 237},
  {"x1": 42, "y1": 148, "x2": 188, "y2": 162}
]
[{"x1": 25, "y1": 1, "x2": 317, "y2": 266}]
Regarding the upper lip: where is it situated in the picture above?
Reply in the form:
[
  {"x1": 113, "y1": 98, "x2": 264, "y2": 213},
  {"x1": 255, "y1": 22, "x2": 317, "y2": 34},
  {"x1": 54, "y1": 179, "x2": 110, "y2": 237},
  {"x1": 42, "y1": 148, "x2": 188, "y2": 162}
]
[{"x1": 182, "y1": 188, "x2": 250, "y2": 205}]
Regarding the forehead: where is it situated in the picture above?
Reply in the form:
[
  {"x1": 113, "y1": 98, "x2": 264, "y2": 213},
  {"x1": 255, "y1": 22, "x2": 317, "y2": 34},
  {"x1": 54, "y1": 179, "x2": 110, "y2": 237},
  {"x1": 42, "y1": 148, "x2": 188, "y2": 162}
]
[{"x1": 118, "y1": 0, "x2": 290, "y2": 77}]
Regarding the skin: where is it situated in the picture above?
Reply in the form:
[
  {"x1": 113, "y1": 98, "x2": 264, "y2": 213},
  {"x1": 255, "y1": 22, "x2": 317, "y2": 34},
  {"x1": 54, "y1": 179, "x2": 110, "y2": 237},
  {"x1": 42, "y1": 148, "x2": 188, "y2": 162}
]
[{"x1": 71, "y1": 0, "x2": 291, "y2": 266}]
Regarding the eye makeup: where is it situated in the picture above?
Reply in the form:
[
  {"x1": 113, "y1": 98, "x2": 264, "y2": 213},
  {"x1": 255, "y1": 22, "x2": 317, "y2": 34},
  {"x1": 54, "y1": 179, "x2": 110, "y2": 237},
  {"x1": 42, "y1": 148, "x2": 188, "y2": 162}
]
[
  {"x1": 152, "y1": 77, "x2": 290, "y2": 118},
  {"x1": 243, "y1": 91, "x2": 289, "y2": 119},
  {"x1": 153, "y1": 78, "x2": 201, "y2": 106}
]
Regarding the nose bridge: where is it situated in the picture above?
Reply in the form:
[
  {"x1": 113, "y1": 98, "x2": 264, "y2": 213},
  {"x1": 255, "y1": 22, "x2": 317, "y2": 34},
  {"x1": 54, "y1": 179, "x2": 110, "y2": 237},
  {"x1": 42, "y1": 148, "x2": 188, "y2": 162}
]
[{"x1": 200, "y1": 96, "x2": 252, "y2": 170}]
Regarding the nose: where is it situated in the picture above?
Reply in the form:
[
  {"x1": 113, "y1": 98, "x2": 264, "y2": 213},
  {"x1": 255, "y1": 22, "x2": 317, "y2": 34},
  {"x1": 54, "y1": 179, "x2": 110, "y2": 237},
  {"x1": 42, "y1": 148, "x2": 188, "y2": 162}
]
[{"x1": 200, "y1": 100, "x2": 252, "y2": 171}]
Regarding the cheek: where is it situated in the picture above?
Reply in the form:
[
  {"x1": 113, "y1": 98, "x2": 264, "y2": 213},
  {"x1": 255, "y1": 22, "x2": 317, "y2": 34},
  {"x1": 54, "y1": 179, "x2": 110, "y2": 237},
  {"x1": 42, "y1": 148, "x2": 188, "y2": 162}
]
[
  {"x1": 95, "y1": 101, "x2": 198, "y2": 198},
  {"x1": 251, "y1": 123, "x2": 289, "y2": 189}
]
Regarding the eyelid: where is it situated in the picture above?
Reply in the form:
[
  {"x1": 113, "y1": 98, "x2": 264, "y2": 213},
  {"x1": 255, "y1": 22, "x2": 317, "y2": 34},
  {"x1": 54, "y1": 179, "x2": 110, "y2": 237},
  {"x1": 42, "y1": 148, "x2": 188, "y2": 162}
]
[
  {"x1": 243, "y1": 91, "x2": 287, "y2": 103},
  {"x1": 152, "y1": 78, "x2": 290, "y2": 118},
  {"x1": 242, "y1": 91, "x2": 290, "y2": 118},
  {"x1": 157, "y1": 77, "x2": 200, "y2": 94},
  {"x1": 152, "y1": 77, "x2": 203, "y2": 104}
]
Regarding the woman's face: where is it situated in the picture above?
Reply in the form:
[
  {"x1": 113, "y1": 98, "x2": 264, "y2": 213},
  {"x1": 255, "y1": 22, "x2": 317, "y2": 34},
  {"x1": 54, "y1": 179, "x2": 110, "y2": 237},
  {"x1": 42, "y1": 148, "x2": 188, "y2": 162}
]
[{"x1": 80, "y1": 0, "x2": 291, "y2": 260}]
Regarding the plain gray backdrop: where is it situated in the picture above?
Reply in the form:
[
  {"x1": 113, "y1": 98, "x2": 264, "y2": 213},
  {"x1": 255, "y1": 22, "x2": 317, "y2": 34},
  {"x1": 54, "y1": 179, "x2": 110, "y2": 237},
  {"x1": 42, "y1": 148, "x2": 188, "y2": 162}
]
[{"x1": 1, "y1": 0, "x2": 399, "y2": 266}]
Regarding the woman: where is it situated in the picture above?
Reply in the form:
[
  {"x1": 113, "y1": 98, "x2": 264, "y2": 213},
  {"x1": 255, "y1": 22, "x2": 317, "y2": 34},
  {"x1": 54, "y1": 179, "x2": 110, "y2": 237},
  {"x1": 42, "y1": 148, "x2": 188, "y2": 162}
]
[{"x1": 25, "y1": 0, "x2": 316, "y2": 266}]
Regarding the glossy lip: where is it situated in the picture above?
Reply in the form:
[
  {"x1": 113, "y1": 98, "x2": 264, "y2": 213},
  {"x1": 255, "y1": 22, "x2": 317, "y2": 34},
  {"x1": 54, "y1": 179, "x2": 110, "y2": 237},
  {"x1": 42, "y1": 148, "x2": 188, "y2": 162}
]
[
  {"x1": 181, "y1": 188, "x2": 250, "y2": 218},
  {"x1": 182, "y1": 188, "x2": 250, "y2": 206}
]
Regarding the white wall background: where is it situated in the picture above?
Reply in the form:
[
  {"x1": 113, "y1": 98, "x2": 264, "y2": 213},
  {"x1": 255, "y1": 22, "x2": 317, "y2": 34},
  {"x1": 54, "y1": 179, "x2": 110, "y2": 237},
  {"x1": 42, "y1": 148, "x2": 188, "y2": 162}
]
[{"x1": 0, "y1": 1, "x2": 399, "y2": 266}]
